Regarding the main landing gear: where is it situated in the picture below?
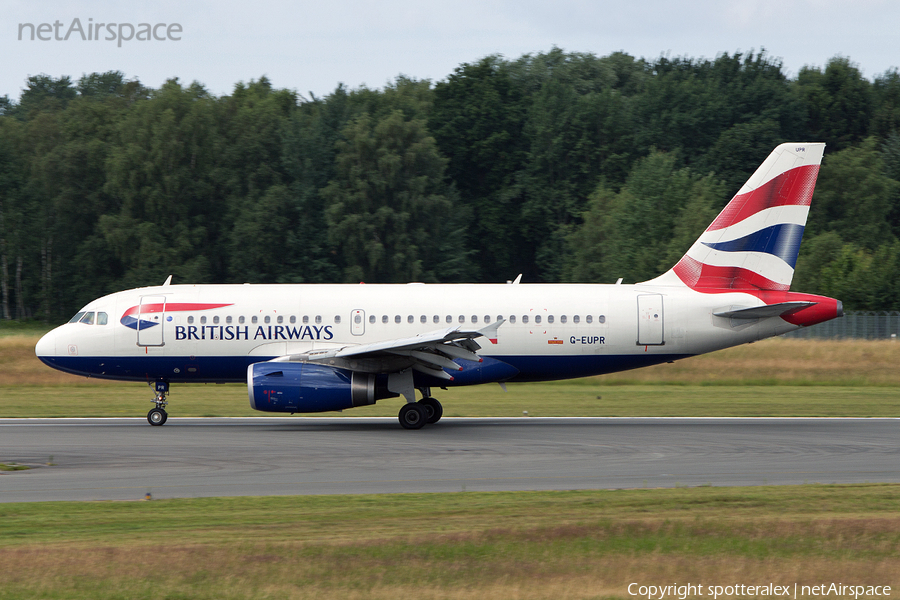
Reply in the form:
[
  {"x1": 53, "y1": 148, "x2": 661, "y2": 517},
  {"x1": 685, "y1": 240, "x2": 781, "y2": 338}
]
[
  {"x1": 147, "y1": 379, "x2": 169, "y2": 426},
  {"x1": 398, "y1": 388, "x2": 443, "y2": 430}
]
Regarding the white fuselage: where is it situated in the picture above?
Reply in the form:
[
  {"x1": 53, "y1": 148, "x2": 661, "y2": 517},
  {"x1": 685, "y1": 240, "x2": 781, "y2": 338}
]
[{"x1": 36, "y1": 282, "x2": 800, "y2": 384}]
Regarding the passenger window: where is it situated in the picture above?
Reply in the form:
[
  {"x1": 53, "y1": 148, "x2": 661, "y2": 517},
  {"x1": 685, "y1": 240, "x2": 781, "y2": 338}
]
[
  {"x1": 407, "y1": 315, "x2": 414, "y2": 324},
  {"x1": 97, "y1": 312, "x2": 108, "y2": 325},
  {"x1": 289, "y1": 316, "x2": 296, "y2": 324},
  {"x1": 458, "y1": 315, "x2": 465, "y2": 323},
  {"x1": 484, "y1": 315, "x2": 491, "y2": 324},
  {"x1": 433, "y1": 315, "x2": 440, "y2": 324},
  {"x1": 598, "y1": 315, "x2": 607, "y2": 324},
  {"x1": 239, "y1": 316, "x2": 245, "y2": 324},
  {"x1": 226, "y1": 316, "x2": 233, "y2": 324},
  {"x1": 394, "y1": 315, "x2": 401, "y2": 324},
  {"x1": 277, "y1": 315, "x2": 283, "y2": 324},
  {"x1": 335, "y1": 315, "x2": 341, "y2": 324},
  {"x1": 80, "y1": 312, "x2": 95, "y2": 325},
  {"x1": 471, "y1": 315, "x2": 478, "y2": 323},
  {"x1": 303, "y1": 316, "x2": 309, "y2": 324},
  {"x1": 264, "y1": 316, "x2": 270, "y2": 324},
  {"x1": 382, "y1": 315, "x2": 389, "y2": 324},
  {"x1": 573, "y1": 315, "x2": 580, "y2": 324},
  {"x1": 355, "y1": 314, "x2": 362, "y2": 324},
  {"x1": 522, "y1": 315, "x2": 529, "y2": 324},
  {"x1": 497, "y1": 315, "x2": 503, "y2": 322},
  {"x1": 509, "y1": 315, "x2": 516, "y2": 324},
  {"x1": 315, "y1": 316, "x2": 322, "y2": 324},
  {"x1": 535, "y1": 315, "x2": 541, "y2": 324},
  {"x1": 252, "y1": 316, "x2": 258, "y2": 324},
  {"x1": 548, "y1": 315, "x2": 554, "y2": 324},
  {"x1": 446, "y1": 315, "x2": 452, "y2": 324},
  {"x1": 586, "y1": 315, "x2": 593, "y2": 324},
  {"x1": 188, "y1": 316, "x2": 195, "y2": 324},
  {"x1": 369, "y1": 315, "x2": 375, "y2": 324},
  {"x1": 213, "y1": 316, "x2": 220, "y2": 324},
  {"x1": 201, "y1": 316, "x2": 207, "y2": 324},
  {"x1": 560, "y1": 315, "x2": 567, "y2": 324},
  {"x1": 69, "y1": 312, "x2": 86, "y2": 323}
]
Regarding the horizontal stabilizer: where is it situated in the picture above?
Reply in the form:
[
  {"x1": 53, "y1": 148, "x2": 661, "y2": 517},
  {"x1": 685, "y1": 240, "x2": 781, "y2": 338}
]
[{"x1": 713, "y1": 301, "x2": 816, "y2": 319}]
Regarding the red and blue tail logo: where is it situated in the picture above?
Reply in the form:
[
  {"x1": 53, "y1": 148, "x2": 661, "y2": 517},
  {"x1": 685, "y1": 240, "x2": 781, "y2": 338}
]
[
  {"x1": 120, "y1": 303, "x2": 233, "y2": 330},
  {"x1": 650, "y1": 143, "x2": 825, "y2": 291}
]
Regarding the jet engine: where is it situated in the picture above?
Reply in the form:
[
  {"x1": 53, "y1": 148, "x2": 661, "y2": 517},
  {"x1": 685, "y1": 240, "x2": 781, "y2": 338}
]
[{"x1": 248, "y1": 362, "x2": 394, "y2": 413}]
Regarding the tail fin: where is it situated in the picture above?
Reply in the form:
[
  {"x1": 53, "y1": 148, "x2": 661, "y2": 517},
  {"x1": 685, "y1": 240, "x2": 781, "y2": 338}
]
[{"x1": 646, "y1": 142, "x2": 825, "y2": 291}]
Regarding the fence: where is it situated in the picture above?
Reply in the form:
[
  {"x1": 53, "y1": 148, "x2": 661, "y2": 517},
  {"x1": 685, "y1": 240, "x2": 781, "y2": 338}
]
[{"x1": 782, "y1": 311, "x2": 900, "y2": 340}]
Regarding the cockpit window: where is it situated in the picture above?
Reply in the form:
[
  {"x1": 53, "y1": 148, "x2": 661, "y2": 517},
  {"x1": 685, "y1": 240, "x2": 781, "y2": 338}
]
[
  {"x1": 79, "y1": 312, "x2": 95, "y2": 325},
  {"x1": 97, "y1": 312, "x2": 108, "y2": 325},
  {"x1": 68, "y1": 312, "x2": 86, "y2": 324}
]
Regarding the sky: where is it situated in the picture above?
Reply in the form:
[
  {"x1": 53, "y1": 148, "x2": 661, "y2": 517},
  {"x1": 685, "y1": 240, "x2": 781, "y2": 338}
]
[{"x1": 3, "y1": 0, "x2": 899, "y2": 100}]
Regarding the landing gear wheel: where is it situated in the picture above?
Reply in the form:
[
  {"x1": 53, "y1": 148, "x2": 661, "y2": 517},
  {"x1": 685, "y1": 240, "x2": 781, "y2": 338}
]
[
  {"x1": 418, "y1": 397, "x2": 443, "y2": 424},
  {"x1": 398, "y1": 403, "x2": 427, "y2": 430},
  {"x1": 148, "y1": 379, "x2": 170, "y2": 426},
  {"x1": 147, "y1": 408, "x2": 168, "y2": 426}
]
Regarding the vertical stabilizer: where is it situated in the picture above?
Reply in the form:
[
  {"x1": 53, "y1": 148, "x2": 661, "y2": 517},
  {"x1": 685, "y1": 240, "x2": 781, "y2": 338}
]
[{"x1": 645, "y1": 143, "x2": 825, "y2": 290}]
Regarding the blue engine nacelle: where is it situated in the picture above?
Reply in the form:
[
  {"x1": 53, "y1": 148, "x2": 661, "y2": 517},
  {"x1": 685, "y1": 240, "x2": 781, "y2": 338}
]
[{"x1": 248, "y1": 362, "x2": 392, "y2": 413}]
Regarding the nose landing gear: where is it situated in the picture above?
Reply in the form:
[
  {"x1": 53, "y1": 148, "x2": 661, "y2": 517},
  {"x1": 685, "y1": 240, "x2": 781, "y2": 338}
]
[{"x1": 147, "y1": 379, "x2": 169, "y2": 426}]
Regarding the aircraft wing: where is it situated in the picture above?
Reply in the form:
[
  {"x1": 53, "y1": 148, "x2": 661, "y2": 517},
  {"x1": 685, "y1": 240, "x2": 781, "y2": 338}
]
[{"x1": 268, "y1": 320, "x2": 505, "y2": 383}]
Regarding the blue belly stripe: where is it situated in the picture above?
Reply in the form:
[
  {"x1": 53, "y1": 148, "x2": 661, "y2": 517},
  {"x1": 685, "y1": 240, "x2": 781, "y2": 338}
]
[{"x1": 39, "y1": 353, "x2": 694, "y2": 385}]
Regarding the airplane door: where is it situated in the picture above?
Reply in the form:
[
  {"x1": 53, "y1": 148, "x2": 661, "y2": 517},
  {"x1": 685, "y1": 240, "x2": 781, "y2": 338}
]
[
  {"x1": 637, "y1": 294, "x2": 664, "y2": 346},
  {"x1": 137, "y1": 295, "x2": 166, "y2": 347},
  {"x1": 351, "y1": 309, "x2": 365, "y2": 336}
]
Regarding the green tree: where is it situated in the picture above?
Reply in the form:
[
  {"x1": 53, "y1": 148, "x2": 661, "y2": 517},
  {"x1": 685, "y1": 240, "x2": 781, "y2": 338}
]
[
  {"x1": 796, "y1": 236, "x2": 900, "y2": 310},
  {"x1": 322, "y1": 110, "x2": 468, "y2": 282},
  {"x1": 869, "y1": 69, "x2": 900, "y2": 140},
  {"x1": 277, "y1": 86, "x2": 350, "y2": 284},
  {"x1": 794, "y1": 57, "x2": 872, "y2": 150},
  {"x1": 101, "y1": 79, "x2": 221, "y2": 289},
  {"x1": 807, "y1": 137, "x2": 899, "y2": 247},
  {"x1": 567, "y1": 150, "x2": 722, "y2": 283},
  {"x1": 215, "y1": 77, "x2": 297, "y2": 282},
  {"x1": 0, "y1": 117, "x2": 25, "y2": 319},
  {"x1": 15, "y1": 75, "x2": 78, "y2": 119}
]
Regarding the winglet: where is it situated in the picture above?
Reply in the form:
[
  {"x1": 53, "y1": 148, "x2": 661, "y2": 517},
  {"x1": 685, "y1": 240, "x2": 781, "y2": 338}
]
[{"x1": 477, "y1": 318, "x2": 505, "y2": 345}]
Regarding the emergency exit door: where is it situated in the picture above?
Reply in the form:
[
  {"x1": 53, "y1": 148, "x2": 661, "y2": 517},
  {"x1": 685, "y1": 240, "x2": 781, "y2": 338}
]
[
  {"x1": 637, "y1": 294, "x2": 664, "y2": 346},
  {"x1": 350, "y1": 309, "x2": 365, "y2": 336}
]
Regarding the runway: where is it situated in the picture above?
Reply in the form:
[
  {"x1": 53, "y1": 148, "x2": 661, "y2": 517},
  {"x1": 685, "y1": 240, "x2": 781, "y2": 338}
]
[{"x1": 1, "y1": 417, "x2": 899, "y2": 502}]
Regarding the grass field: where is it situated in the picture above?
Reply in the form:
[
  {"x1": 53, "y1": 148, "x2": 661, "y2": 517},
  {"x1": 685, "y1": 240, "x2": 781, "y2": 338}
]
[
  {"x1": 1, "y1": 485, "x2": 898, "y2": 599},
  {"x1": 2, "y1": 335, "x2": 899, "y2": 418},
  {"x1": 3, "y1": 333, "x2": 899, "y2": 598}
]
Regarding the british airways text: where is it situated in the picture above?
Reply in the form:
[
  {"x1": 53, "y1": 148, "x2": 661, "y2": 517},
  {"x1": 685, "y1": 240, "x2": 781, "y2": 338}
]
[{"x1": 175, "y1": 325, "x2": 334, "y2": 341}]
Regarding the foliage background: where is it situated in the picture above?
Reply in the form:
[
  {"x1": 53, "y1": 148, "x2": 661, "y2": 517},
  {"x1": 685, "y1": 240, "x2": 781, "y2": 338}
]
[{"x1": 2, "y1": 49, "x2": 899, "y2": 321}]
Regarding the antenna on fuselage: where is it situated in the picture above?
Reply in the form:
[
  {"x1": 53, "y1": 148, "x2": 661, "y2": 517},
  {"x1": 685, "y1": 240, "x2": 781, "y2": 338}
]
[
  {"x1": 163, "y1": 275, "x2": 173, "y2": 286},
  {"x1": 507, "y1": 274, "x2": 522, "y2": 285}
]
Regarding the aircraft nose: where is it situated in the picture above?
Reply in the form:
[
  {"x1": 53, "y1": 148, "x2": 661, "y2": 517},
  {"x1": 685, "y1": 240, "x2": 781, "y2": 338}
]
[{"x1": 35, "y1": 329, "x2": 56, "y2": 358}]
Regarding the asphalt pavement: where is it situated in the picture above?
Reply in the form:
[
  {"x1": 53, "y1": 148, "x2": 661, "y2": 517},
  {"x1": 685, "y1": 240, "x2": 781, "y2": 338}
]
[{"x1": 1, "y1": 417, "x2": 898, "y2": 502}]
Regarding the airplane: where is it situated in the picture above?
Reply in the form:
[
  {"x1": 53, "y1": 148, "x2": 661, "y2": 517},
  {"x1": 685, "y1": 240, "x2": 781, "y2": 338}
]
[{"x1": 35, "y1": 142, "x2": 842, "y2": 429}]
